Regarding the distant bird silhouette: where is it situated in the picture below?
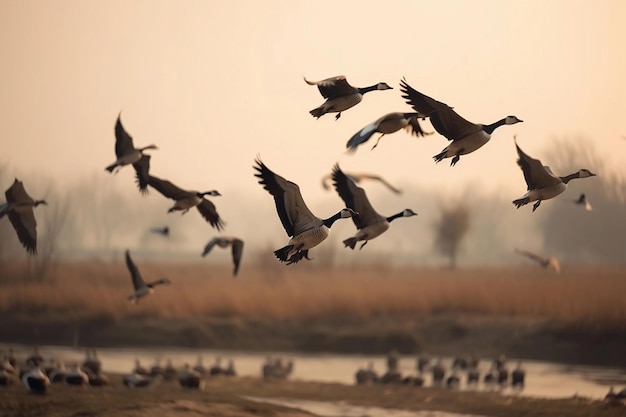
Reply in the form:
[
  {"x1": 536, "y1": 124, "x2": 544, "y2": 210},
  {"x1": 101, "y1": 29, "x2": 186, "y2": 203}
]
[
  {"x1": 105, "y1": 114, "x2": 157, "y2": 194},
  {"x1": 573, "y1": 193, "x2": 593, "y2": 211},
  {"x1": 514, "y1": 249, "x2": 561, "y2": 273},
  {"x1": 147, "y1": 175, "x2": 224, "y2": 230},
  {"x1": 202, "y1": 236, "x2": 244, "y2": 276},
  {"x1": 512, "y1": 137, "x2": 596, "y2": 212},
  {"x1": 1, "y1": 179, "x2": 47, "y2": 254},
  {"x1": 150, "y1": 226, "x2": 170, "y2": 237},
  {"x1": 304, "y1": 75, "x2": 392, "y2": 120},
  {"x1": 254, "y1": 158, "x2": 356, "y2": 264},
  {"x1": 346, "y1": 112, "x2": 432, "y2": 153},
  {"x1": 399, "y1": 78, "x2": 523, "y2": 166},
  {"x1": 125, "y1": 249, "x2": 171, "y2": 303},
  {"x1": 322, "y1": 171, "x2": 402, "y2": 194},
  {"x1": 331, "y1": 164, "x2": 417, "y2": 250}
]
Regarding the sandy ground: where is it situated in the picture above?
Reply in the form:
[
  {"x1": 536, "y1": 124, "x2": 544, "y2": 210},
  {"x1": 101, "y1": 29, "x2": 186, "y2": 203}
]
[{"x1": 1, "y1": 374, "x2": 624, "y2": 417}]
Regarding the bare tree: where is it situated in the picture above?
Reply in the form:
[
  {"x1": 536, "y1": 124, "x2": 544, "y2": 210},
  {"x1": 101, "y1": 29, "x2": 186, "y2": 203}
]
[{"x1": 433, "y1": 201, "x2": 471, "y2": 269}]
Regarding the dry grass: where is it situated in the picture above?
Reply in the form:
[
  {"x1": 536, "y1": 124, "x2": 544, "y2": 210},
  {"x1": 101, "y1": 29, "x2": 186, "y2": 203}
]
[{"x1": 0, "y1": 260, "x2": 625, "y2": 330}]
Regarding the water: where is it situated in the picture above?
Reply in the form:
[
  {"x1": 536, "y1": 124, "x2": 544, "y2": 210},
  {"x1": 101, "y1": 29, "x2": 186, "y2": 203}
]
[{"x1": 3, "y1": 344, "x2": 624, "y2": 401}]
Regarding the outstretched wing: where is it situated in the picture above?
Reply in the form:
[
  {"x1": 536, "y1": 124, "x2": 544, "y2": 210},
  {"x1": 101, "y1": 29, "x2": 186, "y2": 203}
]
[
  {"x1": 147, "y1": 176, "x2": 190, "y2": 200},
  {"x1": 7, "y1": 210, "x2": 37, "y2": 254},
  {"x1": 304, "y1": 75, "x2": 357, "y2": 98},
  {"x1": 125, "y1": 249, "x2": 145, "y2": 290},
  {"x1": 201, "y1": 237, "x2": 220, "y2": 257},
  {"x1": 515, "y1": 249, "x2": 548, "y2": 265},
  {"x1": 514, "y1": 141, "x2": 561, "y2": 190},
  {"x1": 351, "y1": 173, "x2": 402, "y2": 195},
  {"x1": 399, "y1": 79, "x2": 478, "y2": 141},
  {"x1": 332, "y1": 165, "x2": 383, "y2": 229},
  {"x1": 230, "y1": 238, "x2": 244, "y2": 276},
  {"x1": 196, "y1": 200, "x2": 225, "y2": 231},
  {"x1": 115, "y1": 114, "x2": 135, "y2": 157},
  {"x1": 133, "y1": 155, "x2": 151, "y2": 195}
]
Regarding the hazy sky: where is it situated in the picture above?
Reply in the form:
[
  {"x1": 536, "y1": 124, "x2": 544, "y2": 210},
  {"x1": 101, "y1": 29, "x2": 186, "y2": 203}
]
[{"x1": 1, "y1": 1, "x2": 625, "y2": 263}]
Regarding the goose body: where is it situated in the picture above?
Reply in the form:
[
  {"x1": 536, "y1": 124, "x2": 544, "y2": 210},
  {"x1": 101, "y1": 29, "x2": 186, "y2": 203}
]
[
  {"x1": 399, "y1": 79, "x2": 523, "y2": 166},
  {"x1": 179, "y1": 364, "x2": 204, "y2": 389},
  {"x1": 512, "y1": 138, "x2": 596, "y2": 211},
  {"x1": 65, "y1": 365, "x2": 89, "y2": 386},
  {"x1": 254, "y1": 158, "x2": 356, "y2": 264},
  {"x1": 147, "y1": 175, "x2": 224, "y2": 230},
  {"x1": 514, "y1": 248, "x2": 561, "y2": 273},
  {"x1": 105, "y1": 115, "x2": 156, "y2": 194},
  {"x1": 125, "y1": 249, "x2": 171, "y2": 303},
  {"x1": 1, "y1": 179, "x2": 47, "y2": 254},
  {"x1": 202, "y1": 236, "x2": 244, "y2": 276},
  {"x1": 346, "y1": 112, "x2": 431, "y2": 152},
  {"x1": 332, "y1": 165, "x2": 416, "y2": 250},
  {"x1": 22, "y1": 367, "x2": 50, "y2": 394},
  {"x1": 305, "y1": 75, "x2": 392, "y2": 120}
]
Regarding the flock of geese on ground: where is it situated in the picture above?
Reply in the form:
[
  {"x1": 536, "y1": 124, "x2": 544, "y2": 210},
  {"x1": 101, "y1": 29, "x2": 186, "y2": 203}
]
[{"x1": 1, "y1": 75, "x2": 598, "y2": 297}]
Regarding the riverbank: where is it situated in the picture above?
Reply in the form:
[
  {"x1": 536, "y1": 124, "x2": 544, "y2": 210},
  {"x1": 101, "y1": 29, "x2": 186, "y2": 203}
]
[{"x1": 1, "y1": 374, "x2": 623, "y2": 417}]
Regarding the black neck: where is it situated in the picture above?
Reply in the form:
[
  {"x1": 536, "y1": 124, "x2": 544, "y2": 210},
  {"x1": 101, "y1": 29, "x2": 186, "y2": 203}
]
[
  {"x1": 358, "y1": 84, "x2": 378, "y2": 94},
  {"x1": 323, "y1": 211, "x2": 344, "y2": 228},
  {"x1": 482, "y1": 118, "x2": 507, "y2": 134},
  {"x1": 386, "y1": 212, "x2": 404, "y2": 222},
  {"x1": 559, "y1": 172, "x2": 580, "y2": 184}
]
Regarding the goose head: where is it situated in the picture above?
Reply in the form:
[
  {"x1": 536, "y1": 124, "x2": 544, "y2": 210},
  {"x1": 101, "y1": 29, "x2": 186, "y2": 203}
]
[
  {"x1": 402, "y1": 208, "x2": 418, "y2": 217},
  {"x1": 578, "y1": 169, "x2": 596, "y2": 178},
  {"x1": 376, "y1": 82, "x2": 393, "y2": 91},
  {"x1": 505, "y1": 115, "x2": 523, "y2": 125},
  {"x1": 198, "y1": 190, "x2": 221, "y2": 197}
]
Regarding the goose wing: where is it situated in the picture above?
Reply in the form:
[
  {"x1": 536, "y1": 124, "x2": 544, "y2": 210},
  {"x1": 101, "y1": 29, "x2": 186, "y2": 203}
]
[
  {"x1": 201, "y1": 237, "x2": 221, "y2": 257},
  {"x1": 332, "y1": 165, "x2": 384, "y2": 229},
  {"x1": 351, "y1": 173, "x2": 402, "y2": 194},
  {"x1": 5, "y1": 180, "x2": 37, "y2": 254},
  {"x1": 125, "y1": 249, "x2": 146, "y2": 290},
  {"x1": 406, "y1": 115, "x2": 432, "y2": 137},
  {"x1": 196, "y1": 199, "x2": 225, "y2": 230},
  {"x1": 114, "y1": 115, "x2": 135, "y2": 157},
  {"x1": 515, "y1": 249, "x2": 548, "y2": 265},
  {"x1": 399, "y1": 79, "x2": 479, "y2": 140},
  {"x1": 230, "y1": 238, "x2": 244, "y2": 276},
  {"x1": 147, "y1": 176, "x2": 192, "y2": 200},
  {"x1": 514, "y1": 142, "x2": 561, "y2": 190},
  {"x1": 304, "y1": 75, "x2": 357, "y2": 98},
  {"x1": 346, "y1": 119, "x2": 381, "y2": 152},
  {"x1": 254, "y1": 158, "x2": 320, "y2": 237},
  {"x1": 133, "y1": 154, "x2": 151, "y2": 195}
]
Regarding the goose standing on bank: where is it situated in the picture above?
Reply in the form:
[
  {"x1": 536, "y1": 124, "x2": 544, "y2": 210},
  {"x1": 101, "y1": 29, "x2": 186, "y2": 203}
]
[
  {"x1": 22, "y1": 367, "x2": 50, "y2": 394},
  {"x1": 514, "y1": 248, "x2": 561, "y2": 273},
  {"x1": 125, "y1": 249, "x2": 171, "y2": 303},
  {"x1": 254, "y1": 158, "x2": 356, "y2": 265},
  {"x1": 202, "y1": 236, "x2": 244, "y2": 276},
  {"x1": 512, "y1": 138, "x2": 596, "y2": 212},
  {"x1": 305, "y1": 75, "x2": 392, "y2": 120},
  {"x1": 332, "y1": 164, "x2": 417, "y2": 250},
  {"x1": 105, "y1": 114, "x2": 157, "y2": 194},
  {"x1": 399, "y1": 79, "x2": 523, "y2": 166},
  {"x1": 346, "y1": 112, "x2": 432, "y2": 153},
  {"x1": 1, "y1": 179, "x2": 47, "y2": 254},
  {"x1": 322, "y1": 171, "x2": 402, "y2": 194},
  {"x1": 147, "y1": 175, "x2": 224, "y2": 230},
  {"x1": 573, "y1": 193, "x2": 593, "y2": 211}
]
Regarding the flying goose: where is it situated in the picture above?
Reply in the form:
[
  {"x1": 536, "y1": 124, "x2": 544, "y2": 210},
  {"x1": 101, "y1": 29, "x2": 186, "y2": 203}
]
[
  {"x1": 332, "y1": 165, "x2": 417, "y2": 250},
  {"x1": 322, "y1": 171, "x2": 402, "y2": 194},
  {"x1": 150, "y1": 225, "x2": 170, "y2": 237},
  {"x1": 346, "y1": 112, "x2": 432, "y2": 153},
  {"x1": 512, "y1": 138, "x2": 596, "y2": 211},
  {"x1": 305, "y1": 75, "x2": 393, "y2": 120},
  {"x1": 254, "y1": 158, "x2": 356, "y2": 264},
  {"x1": 573, "y1": 193, "x2": 593, "y2": 211},
  {"x1": 147, "y1": 175, "x2": 224, "y2": 230},
  {"x1": 125, "y1": 249, "x2": 171, "y2": 303},
  {"x1": 514, "y1": 248, "x2": 561, "y2": 273},
  {"x1": 105, "y1": 114, "x2": 157, "y2": 194},
  {"x1": 1, "y1": 179, "x2": 47, "y2": 254},
  {"x1": 22, "y1": 367, "x2": 50, "y2": 394},
  {"x1": 399, "y1": 79, "x2": 523, "y2": 166},
  {"x1": 202, "y1": 236, "x2": 244, "y2": 276}
]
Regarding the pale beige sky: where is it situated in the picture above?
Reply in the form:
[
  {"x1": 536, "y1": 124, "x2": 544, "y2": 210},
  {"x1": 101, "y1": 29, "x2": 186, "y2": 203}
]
[{"x1": 1, "y1": 1, "x2": 625, "y2": 262}]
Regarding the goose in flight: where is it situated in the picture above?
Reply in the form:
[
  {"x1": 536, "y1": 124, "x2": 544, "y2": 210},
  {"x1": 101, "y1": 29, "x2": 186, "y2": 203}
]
[
  {"x1": 399, "y1": 79, "x2": 523, "y2": 166},
  {"x1": 202, "y1": 236, "x2": 244, "y2": 276},
  {"x1": 305, "y1": 75, "x2": 392, "y2": 120},
  {"x1": 150, "y1": 226, "x2": 170, "y2": 237},
  {"x1": 1, "y1": 179, "x2": 47, "y2": 254},
  {"x1": 105, "y1": 114, "x2": 157, "y2": 194},
  {"x1": 322, "y1": 171, "x2": 402, "y2": 194},
  {"x1": 125, "y1": 249, "x2": 171, "y2": 303},
  {"x1": 512, "y1": 138, "x2": 596, "y2": 212},
  {"x1": 331, "y1": 164, "x2": 417, "y2": 249},
  {"x1": 573, "y1": 193, "x2": 593, "y2": 211},
  {"x1": 514, "y1": 249, "x2": 561, "y2": 273},
  {"x1": 147, "y1": 175, "x2": 224, "y2": 230},
  {"x1": 254, "y1": 158, "x2": 356, "y2": 264},
  {"x1": 346, "y1": 112, "x2": 432, "y2": 153}
]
